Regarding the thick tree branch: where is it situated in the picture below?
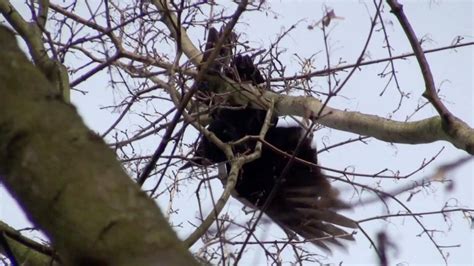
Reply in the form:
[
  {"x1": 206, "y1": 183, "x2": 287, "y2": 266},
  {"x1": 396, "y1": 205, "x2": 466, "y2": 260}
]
[
  {"x1": 0, "y1": 26, "x2": 197, "y2": 265},
  {"x1": 0, "y1": 221, "x2": 59, "y2": 265},
  {"x1": 0, "y1": 0, "x2": 70, "y2": 101},
  {"x1": 152, "y1": 0, "x2": 202, "y2": 65},
  {"x1": 206, "y1": 75, "x2": 474, "y2": 154}
]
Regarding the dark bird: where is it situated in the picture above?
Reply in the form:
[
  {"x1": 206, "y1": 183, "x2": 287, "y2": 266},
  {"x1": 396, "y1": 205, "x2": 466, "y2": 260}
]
[{"x1": 185, "y1": 28, "x2": 356, "y2": 251}]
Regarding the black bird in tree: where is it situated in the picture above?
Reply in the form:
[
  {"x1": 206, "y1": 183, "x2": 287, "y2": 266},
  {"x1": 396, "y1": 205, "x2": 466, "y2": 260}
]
[{"x1": 185, "y1": 27, "x2": 356, "y2": 251}]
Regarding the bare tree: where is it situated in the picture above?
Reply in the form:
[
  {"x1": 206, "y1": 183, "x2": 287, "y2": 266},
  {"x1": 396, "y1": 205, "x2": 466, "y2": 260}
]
[{"x1": 0, "y1": 0, "x2": 472, "y2": 265}]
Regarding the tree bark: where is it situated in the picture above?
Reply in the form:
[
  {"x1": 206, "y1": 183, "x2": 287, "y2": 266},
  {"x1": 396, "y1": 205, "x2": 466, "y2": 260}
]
[{"x1": 0, "y1": 26, "x2": 197, "y2": 266}]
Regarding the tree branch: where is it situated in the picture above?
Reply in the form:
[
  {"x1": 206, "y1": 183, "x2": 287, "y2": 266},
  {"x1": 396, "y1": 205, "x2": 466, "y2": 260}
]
[
  {"x1": 0, "y1": 25, "x2": 197, "y2": 265},
  {"x1": 0, "y1": 0, "x2": 70, "y2": 100},
  {"x1": 385, "y1": 0, "x2": 472, "y2": 156},
  {"x1": 152, "y1": 0, "x2": 202, "y2": 65},
  {"x1": 0, "y1": 221, "x2": 59, "y2": 265},
  {"x1": 206, "y1": 75, "x2": 474, "y2": 154}
]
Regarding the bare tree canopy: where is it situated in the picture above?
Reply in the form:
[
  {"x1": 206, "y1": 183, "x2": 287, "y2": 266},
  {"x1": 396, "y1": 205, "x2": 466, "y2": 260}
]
[{"x1": 0, "y1": 1, "x2": 472, "y2": 265}]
